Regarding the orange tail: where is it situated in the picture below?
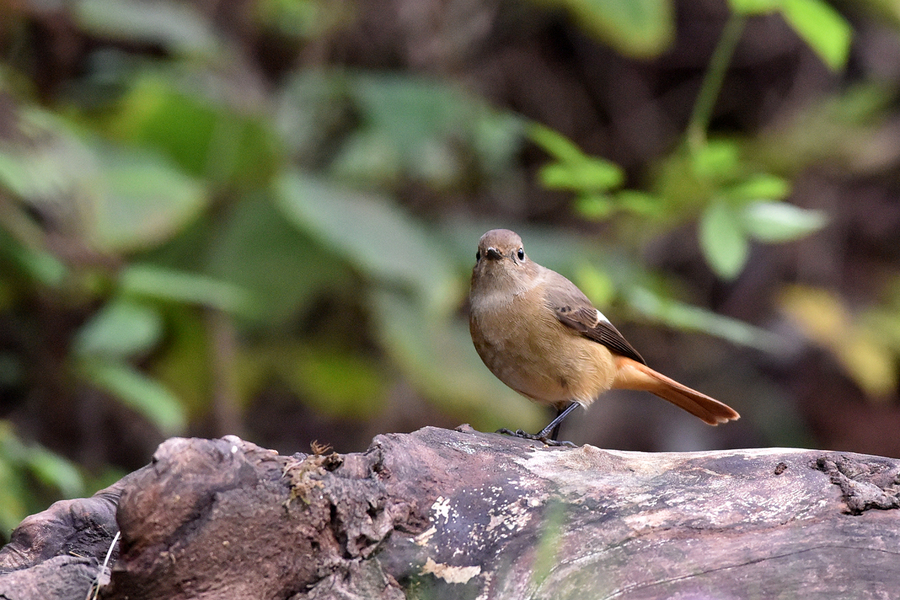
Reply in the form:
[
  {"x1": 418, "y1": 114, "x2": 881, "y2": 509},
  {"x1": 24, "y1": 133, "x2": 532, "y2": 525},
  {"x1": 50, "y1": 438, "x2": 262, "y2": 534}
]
[{"x1": 612, "y1": 357, "x2": 740, "y2": 425}]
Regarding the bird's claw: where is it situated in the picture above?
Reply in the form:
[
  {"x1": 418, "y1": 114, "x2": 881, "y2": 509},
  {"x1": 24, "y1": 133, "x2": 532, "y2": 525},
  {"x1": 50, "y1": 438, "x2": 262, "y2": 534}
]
[{"x1": 496, "y1": 428, "x2": 576, "y2": 448}]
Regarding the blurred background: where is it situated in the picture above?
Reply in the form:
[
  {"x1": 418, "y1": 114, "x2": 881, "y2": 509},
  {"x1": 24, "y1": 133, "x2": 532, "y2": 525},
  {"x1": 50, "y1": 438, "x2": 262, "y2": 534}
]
[{"x1": 2, "y1": 0, "x2": 900, "y2": 536}]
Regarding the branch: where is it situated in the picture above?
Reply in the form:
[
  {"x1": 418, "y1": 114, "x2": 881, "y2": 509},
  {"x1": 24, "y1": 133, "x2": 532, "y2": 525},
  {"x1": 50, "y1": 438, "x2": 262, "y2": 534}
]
[{"x1": 1, "y1": 427, "x2": 898, "y2": 599}]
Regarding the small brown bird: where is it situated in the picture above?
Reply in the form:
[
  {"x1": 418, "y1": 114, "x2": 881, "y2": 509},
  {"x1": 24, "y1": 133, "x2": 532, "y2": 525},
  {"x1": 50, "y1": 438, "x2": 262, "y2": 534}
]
[{"x1": 469, "y1": 229, "x2": 739, "y2": 445}]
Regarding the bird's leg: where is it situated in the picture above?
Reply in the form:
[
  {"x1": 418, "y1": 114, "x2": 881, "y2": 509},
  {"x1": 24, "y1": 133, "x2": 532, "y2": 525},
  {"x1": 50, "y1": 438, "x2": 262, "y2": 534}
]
[{"x1": 497, "y1": 402, "x2": 580, "y2": 447}]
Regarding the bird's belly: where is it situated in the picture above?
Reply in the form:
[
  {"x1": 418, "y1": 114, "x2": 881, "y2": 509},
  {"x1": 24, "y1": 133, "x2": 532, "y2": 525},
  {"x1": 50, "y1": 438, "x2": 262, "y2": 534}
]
[{"x1": 471, "y1": 304, "x2": 616, "y2": 407}]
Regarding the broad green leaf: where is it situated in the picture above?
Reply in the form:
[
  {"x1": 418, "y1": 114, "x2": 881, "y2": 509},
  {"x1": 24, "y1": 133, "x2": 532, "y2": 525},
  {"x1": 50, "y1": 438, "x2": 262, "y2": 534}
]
[
  {"x1": 532, "y1": 124, "x2": 625, "y2": 193},
  {"x1": 722, "y1": 173, "x2": 791, "y2": 201},
  {"x1": 149, "y1": 305, "x2": 211, "y2": 416},
  {"x1": 255, "y1": 0, "x2": 346, "y2": 39},
  {"x1": 281, "y1": 347, "x2": 388, "y2": 418},
  {"x1": 729, "y1": 0, "x2": 782, "y2": 14},
  {"x1": 73, "y1": 300, "x2": 163, "y2": 359},
  {"x1": 274, "y1": 172, "x2": 459, "y2": 314},
  {"x1": 690, "y1": 139, "x2": 740, "y2": 180},
  {"x1": 75, "y1": 0, "x2": 221, "y2": 57},
  {"x1": 329, "y1": 130, "x2": 403, "y2": 186},
  {"x1": 0, "y1": 107, "x2": 209, "y2": 254},
  {"x1": 539, "y1": 159, "x2": 624, "y2": 192},
  {"x1": 699, "y1": 200, "x2": 750, "y2": 279},
  {"x1": 333, "y1": 74, "x2": 524, "y2": 187},
  {"x1": 0, "y1": 422, "x2": 84, "y2": 499},
  {"x1": 574, "y1": 194, "x2": 616, "y2": 220},
  {"x1": 528, "y1": 123, "x2": 587, "y2": 164},
  {"x1": 85, "y1": 147, "x2": 208, "y2": 252},
  {"x1": 277, "y1": 71, "x2": 523, "y2": 188},
  {"x1": 0, "y1": 227, "x2": 67, "y2": 288},
  {"x1": 25, "y1": 447, "x2": 85, "y2": 499},
  {"x1": 0, "y1": 451, "x2": 27, "y2": 532},
  {"x1": 77, "y1": 358, "x2": 186, "y2": 434},
  {"x1": 615, "y1": 190, "x2": 663, "y2": 216},
  {"x1": 112, "y1": 73, "x2": 282, "y2": 187},
  {"x1": 781, "y1": 0, "x2": 851, "y2": 71},
  {"x1": 627, "y1": 286, "x2": 782, "y2": 351},
  {"x1": 204, "y1": 197, "x2": 351, "y2": 325},
  {"x1": 275, "y1": 70, "x2": 351, "y2": 159},
  {"x1": 119, "y1": 264, "x2": 254, "y2": 315},
  {"x1": 0, "y1": 107, "x2": 96, "y2": 200},
  {"x1": 352, "y1": 74, "x2": 461, "y2": 156},
  {"x1": 533, "y1": 0, "x2": 674, "y2": 57},
  {"x1": 471, "y1": 110, "x2": 526, "y2": 178},
  {"x1": 743, "y1": 201, "x2": 828, "y2": 242}
]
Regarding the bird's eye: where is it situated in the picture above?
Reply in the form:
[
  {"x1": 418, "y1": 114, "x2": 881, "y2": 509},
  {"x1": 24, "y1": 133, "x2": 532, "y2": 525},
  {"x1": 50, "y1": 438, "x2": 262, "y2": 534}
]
[
  {"x1": 475, "y1": 250, "x2": 481, "y2": 262},
  {"x1": 517, "y1": 248, "x2": 525, "y2": 260}
]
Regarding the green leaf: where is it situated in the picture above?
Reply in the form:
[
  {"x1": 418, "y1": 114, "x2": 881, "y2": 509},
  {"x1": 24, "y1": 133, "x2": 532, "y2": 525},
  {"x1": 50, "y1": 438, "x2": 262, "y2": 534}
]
[
  {"x1": 0, "y1": 422, "x2": 84, "y2": 499},
  {"x1": 615, "y1": 190, "x2": 663, "y2": 216},
  {"x1": 73, "y1": 300, "x2": 163, "y2": 359},
  {"x1": 274, "y1": 172, "x2": 459, "y2": 314},
  {"x1": 0, "y1": 227, "x2": 67, "y2": 288},
  {"x1": 0, "y1": 107, "x2": 95, "y2": 200},
  {"x1": 699, "y1": 200, "x2": 750, "y2": 279},
  {"x1": 85, "y1": 146, "x2": 208, "y2": 252},
  {"x1": 119, "y1": 264, "x2": 254, "y2": 315},
  {"x1": 77, "y1": 358, "x2": 186, "y2": 434},
  {"x1": 0, "y1": 458, "x2": 27, "y2": 533},
  {"x1": 742, "y1": 201, "x2": 828, "y2": 242},
  {"x1": 729, "y1": 0, "x2": 782, "y2": 14},
  {"x1": 781, "y1": 0, "x2": 851, "y2": 71},
  {"x1": 281, "y1": 348, "x2": 388, "y2": 418},
  {"x1": 528, "y1": 123, "x2": 587, "y2": 164},
  {"x1": 531, "y1": 124, "x2": 625, "y2": 193},
  {"x1": 722, "y1": 173, "x2": 791, "y2": 201},
  {"x1": 329, "y1": 130, "x2": 405, "y2": 186},
  {"x1": 204, "y1": 197, "x2": 351, "y2": 325},
  {"x1": 112, "y1": 72, "x2": 282, "y2": 187},
  {"x1": 690, "y1": 139, "x2": 741, "y2": 180},
  {"x1": 539, "y1": 159, "x2": 624, "y2": 192},
  {"x1": 75, "y1": 0, "x2": 221, "y2": 57},
  {"x1": 331, "y1": 74, "x2": 524, "y2": 187},
  {"x1": 574, "y1": 194, "x2": 616, "y2": 219},
  {"x1": 537, "y1": 0, "x2": 675, "y2": 57},
  {"x1": 627, "y1": 286, "x2": 782, "y2": 351},
  {"x1": 25, "y1": 447, "x2": 85, "y2": 499}
]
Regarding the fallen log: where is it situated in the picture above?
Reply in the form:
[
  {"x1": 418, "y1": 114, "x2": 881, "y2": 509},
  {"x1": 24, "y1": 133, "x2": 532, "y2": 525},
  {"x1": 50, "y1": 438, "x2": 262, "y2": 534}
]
[{"x1": 1, "y1": 426, "x2": 898, "y2": 599}]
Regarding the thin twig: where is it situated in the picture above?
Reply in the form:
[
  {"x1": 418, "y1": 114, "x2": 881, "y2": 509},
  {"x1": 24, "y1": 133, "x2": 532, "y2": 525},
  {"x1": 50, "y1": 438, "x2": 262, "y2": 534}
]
[{"x1": 687, "y1": 13, "x2": 748, "y2": 151}]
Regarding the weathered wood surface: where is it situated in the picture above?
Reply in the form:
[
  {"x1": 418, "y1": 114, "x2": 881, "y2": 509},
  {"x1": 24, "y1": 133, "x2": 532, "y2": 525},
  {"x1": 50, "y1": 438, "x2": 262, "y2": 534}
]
[{"x1": 1, "y1": 426, "x2": 898, "y2": 599}]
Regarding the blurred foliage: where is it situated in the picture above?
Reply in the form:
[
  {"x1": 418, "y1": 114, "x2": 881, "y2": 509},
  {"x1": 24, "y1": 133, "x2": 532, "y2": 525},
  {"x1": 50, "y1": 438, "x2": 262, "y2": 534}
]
[
  {"x1": 0, "y1": 421, "x2": 84, "y2": 534},
  {"x1": 2, "y1": 0, "x2": 900, "y2": 534},
  {"x1": 781, "y1": 284, "x2": 900, "y2": 401},
  {"x1": 526, "y1": 0, "x2": 676, "y2": 57}
]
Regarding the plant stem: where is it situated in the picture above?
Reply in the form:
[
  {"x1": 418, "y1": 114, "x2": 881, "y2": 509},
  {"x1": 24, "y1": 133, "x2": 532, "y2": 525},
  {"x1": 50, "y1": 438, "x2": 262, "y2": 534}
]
[{"x1": 687, "y1": 13, "x2": 747, "y2": 152}]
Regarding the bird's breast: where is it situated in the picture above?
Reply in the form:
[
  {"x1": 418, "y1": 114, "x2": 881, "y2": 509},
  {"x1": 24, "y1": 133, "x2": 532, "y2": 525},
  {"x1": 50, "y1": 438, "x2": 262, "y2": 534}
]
[{"x1": 470, "y1": 287, "x2": 616, "y2": 407}]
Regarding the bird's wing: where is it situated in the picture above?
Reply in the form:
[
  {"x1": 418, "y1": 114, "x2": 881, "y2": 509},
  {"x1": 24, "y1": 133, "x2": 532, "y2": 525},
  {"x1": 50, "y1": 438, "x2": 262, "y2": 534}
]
[{"x1": 544, "y1": 271, "x2": 646, "y2": 365}]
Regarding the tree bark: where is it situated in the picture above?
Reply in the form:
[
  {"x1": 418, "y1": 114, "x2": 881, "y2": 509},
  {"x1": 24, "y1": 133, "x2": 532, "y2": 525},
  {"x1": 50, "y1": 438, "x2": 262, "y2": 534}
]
[{"x1": 1, "y1": 426, "x2": 898, "y2": 599}]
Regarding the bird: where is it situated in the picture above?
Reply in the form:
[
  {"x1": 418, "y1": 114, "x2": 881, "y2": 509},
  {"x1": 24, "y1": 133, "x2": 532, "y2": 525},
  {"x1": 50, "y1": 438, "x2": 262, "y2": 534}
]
[{"x1": 468, "y1": 228, "x2": 739, "y2": 445}]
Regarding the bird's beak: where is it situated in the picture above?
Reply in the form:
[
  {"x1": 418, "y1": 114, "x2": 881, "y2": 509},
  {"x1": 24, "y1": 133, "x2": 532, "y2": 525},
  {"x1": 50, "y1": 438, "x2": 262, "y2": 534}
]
[{"x1": 485, "y1": 247, "x2": 503, "y2": 260}]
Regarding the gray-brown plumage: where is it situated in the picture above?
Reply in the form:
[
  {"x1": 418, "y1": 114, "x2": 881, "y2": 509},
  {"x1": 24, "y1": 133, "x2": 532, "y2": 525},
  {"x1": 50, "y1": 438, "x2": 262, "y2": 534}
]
[{"x1": 469, "y1": 229, "x2": 739, "y2": 443}]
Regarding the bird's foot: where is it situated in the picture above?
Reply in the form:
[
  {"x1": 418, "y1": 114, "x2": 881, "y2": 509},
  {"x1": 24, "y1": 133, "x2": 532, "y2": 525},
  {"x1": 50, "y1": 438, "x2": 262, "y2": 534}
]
[{"x1": 496, "y1": 428, "x2": 576, "y2": 448}]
